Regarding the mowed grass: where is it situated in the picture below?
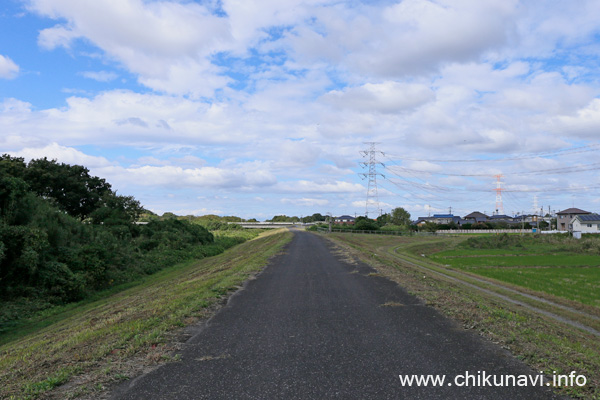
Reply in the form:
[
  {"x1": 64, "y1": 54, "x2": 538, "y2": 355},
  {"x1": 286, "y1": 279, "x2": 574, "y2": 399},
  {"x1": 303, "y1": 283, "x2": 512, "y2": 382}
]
[
  {"x1": 430, "y1": 238, "x2": 600, "y2": 308},
  {"x1": 0, "y1": 229, "x2": 292, "y2": 400}
]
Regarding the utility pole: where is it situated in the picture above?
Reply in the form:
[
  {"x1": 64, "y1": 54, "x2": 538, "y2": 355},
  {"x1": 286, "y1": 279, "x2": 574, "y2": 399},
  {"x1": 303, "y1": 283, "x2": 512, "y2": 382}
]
[{"x1": 360, "y1": 142, "x2": 384, "y2": 218}]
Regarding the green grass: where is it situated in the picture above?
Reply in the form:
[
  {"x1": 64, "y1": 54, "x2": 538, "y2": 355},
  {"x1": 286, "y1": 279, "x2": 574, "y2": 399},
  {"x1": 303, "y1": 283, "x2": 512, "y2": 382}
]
[
  {"x1": 433, "y1": 254, "x2": 600, "y2": 268},
  {"x1": 0, "y1": 229, "x2": 292, "y2": 400},
  {"x1": 428, "y1": 236, "x2": 600, "y2": 308},
  {"x1": 434, "y1": 247, "x2": 555, "y2": 257},
  {"x1": 471, "y1": 266, "x2": 600, "y2": 307}
]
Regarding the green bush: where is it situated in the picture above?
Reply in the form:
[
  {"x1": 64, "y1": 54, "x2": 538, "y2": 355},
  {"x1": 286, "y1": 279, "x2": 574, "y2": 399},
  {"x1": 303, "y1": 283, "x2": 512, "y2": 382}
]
[{"x1": 0, "y1": 155, "x2": 256, "y2": 330}]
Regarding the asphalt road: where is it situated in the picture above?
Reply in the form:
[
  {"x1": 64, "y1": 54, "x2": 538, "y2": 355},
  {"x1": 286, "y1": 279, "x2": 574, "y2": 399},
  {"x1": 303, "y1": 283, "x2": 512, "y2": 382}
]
[{"x1": 112, "y1": 230, "x2": 560, "y2": 399}]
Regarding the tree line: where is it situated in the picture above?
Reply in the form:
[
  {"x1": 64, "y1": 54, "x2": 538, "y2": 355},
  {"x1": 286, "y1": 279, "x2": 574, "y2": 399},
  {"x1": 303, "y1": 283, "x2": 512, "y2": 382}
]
[{"x1": 0, "y1": 155, "x2": 234, "y2": 330}]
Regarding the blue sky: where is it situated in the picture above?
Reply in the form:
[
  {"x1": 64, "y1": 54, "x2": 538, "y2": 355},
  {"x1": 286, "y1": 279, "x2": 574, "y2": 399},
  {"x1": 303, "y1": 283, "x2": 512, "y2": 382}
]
[{"x1": 2, "y1": 0, "x2": 600, "y2": 220}]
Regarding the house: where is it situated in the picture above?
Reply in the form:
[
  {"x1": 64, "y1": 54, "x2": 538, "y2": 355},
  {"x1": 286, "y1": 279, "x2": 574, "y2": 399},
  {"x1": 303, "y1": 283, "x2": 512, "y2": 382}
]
[
  {"x1": 489, "y1": 214, "x2": 514, "y2": 222},
  {"x1": 415, "y1": 217, "x2": 432, "y2": 226},
  {"x1": 572, "y1": 214, "x2": 600, "y2": 234},
  {"x1": 513, "y1": 214, "x2": 537, "y2": 223},
  {"x1": 416, "y1": 214, "x2": 466, "y2": 227},
  {"x1": 430, "y1": 214, "x2": 454, "y2": 224},
  {"x1": 557, "y1": 208, "x2": 591, "y2": 232},
  {"x1": 464, "y1": 211, "x2": 489, "y2": 223},
  {"x1": 334, "y1": 215, "x2": 355, "y2": 225}
]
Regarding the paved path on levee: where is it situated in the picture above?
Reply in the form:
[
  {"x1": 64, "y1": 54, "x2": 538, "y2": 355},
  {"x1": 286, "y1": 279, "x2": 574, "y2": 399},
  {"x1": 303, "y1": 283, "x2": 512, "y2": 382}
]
[{"x1": 112, "y1": 230, "x2": 560, "y2": 399}]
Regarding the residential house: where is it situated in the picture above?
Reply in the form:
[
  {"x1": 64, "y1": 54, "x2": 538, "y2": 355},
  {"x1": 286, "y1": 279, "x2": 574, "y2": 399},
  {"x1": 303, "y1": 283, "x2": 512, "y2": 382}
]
[
  {"x1": 464, "y1": 211, "x2": 489, "y2": 224},
  {"x1": 557, "y1": 208, "x2": 591, "y2": 232},
  {"x1": 572, "y1": 214, "x2": 600, "y2": 234},
  {"x1": 334, "y1": 215, "x2": 355, "y2": 225},
  {"x1": 489, "y1": 214, "x2": 514, "y2": 222},
  {"x1": 430, "y1": 214, "x2": 455, "y2": 224},
  {"x1": 416, "y1": 214, "x2": 466, "y2": 227}
]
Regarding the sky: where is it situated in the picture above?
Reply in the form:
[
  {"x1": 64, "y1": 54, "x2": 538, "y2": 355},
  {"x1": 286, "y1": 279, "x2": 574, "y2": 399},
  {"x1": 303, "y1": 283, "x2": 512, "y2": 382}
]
[{"x1": 1, "y1": 0, "x2": 600, "y2": 220}]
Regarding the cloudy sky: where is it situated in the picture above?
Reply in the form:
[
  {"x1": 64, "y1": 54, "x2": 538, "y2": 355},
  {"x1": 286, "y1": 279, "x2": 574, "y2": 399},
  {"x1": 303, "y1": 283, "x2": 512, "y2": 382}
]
[{"x1": 2, "y1": 0, "x2": 600, "y2": 220}]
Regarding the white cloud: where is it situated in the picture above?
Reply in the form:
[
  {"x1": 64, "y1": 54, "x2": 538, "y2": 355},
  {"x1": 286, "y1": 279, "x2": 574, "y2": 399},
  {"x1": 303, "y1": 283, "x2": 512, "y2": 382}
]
[
  {"x1": 0, "y1": 55, "x2": 19, "y2": 79},
  {"x1": 281, "y1": 197, "x2": 330, "y2": 207},
  {"x1": 278, "y1": 180, "x2": 364, "y2": 194},
  {"x1": 81, "y1": 70, "x2": 118, "y2": 82},
  {"x1": 550, "y1": 99, "x2": 600, "y2": 138},
  {"x1": 351, "y1": 200, "x2": 394, "y2": 210},
  {"x1": 285, "y1": 0, "x2": 517, "y2": 78},
  {"x1": 29, "y1": 0, "x2": 232, "y2": 96},
  {"x1": 321, "y1": 82, "x2": 434, "y2": 114},
  {"x1": 3, "y1": 1, "x2": 600, "y2": 218},
  {"x1": 10, "y1": 142, "x2": 115, "y2": 168},
  {"x1": 38, "y1": 24, "x2": 79, "y2": 50},
  {"x1": 101, "y1": 163, "x2": 277, "y2": 190}
]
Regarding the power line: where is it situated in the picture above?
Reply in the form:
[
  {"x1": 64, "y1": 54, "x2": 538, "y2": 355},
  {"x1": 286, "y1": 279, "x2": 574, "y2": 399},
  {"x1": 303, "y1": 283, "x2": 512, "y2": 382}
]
[
  {"x1": 385, "y1": 161, "x2": 600, "y2": 177},
  {"x1": 369, "y1": 142, "x2": 600, "y2": 217},
  {"x1": 384, "y1": 143, "x2": 600, "y2": 163}
]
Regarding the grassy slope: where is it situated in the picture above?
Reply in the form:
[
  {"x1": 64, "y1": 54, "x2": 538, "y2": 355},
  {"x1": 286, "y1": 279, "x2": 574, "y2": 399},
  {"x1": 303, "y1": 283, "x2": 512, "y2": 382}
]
[
  {"x1": 324, "y1": 233, "x2": 600, "y2": 400},
  {"x1": 0, "y1": 229, "x2": 292, "y2": 400}
]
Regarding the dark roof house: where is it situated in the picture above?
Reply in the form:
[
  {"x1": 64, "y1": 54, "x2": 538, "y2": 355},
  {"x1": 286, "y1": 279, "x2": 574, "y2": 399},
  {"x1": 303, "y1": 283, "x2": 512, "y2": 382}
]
[
  {"x1": 557, "y1": 208, "x2": 591, "y2": 231},
  {"x1": 464, "y1": 211, "x2": 489, "y2": 223},
  {"x1": 557, "y1": 208, "x2": 591, "y2": 215},
  {"x1": 489, "y1": 214, "x2": 514, "y2": 222},
  {"x1": 334, "y1": 215, "x2": 355, "y2": 224}
]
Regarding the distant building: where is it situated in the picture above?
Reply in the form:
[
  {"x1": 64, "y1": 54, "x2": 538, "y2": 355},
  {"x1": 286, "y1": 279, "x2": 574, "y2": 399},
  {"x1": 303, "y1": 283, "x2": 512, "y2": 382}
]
[
  {"x1": 430, "y1": 214, "x2": 455, "y2": 224},
  {"x1": 415, "y1": 214, "x2": 466, "y2": 226},
  {"x1": 557, "y1": 208, "x2": 591, "y2": 232},
  {"x1": 464, "y1": 211, "x2": 489, "y2": 223},
  {"x1": 334, "y1": 215, "x2": 355, "y2": 225},
  {"x1": 489, "y1": 214, "x2": 514, "y2": 222},
  {"x1": 572, "y1": 214, "x2": 600, "y2": 234}
]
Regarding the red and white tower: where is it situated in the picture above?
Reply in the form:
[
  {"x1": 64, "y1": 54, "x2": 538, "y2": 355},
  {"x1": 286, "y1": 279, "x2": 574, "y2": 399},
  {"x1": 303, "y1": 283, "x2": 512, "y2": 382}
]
[{"x1": 494, "y1": 174, "x2": 504, "y2": 215}]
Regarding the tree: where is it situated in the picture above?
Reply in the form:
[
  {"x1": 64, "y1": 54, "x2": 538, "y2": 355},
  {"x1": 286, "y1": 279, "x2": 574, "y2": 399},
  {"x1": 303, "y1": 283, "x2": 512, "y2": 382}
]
[
  {"x1": 391, "y1": 207, "x2": 411, "y2": 226},
  {"x1": 354, "y1": 216, "x2": 379, "y2": 231},
  {"x1": 310, "y1": 213, "x2": 326, "y2": 222},
  {"x1": 0, "y1": 154, "x2": 27, "y2": 178},
  {"x1": 269, "y1": 215, "x2": 296, "y2": 222},
  {"x1": 376, "y1": 213, "x2": 391, "y2": 226},
  {"x1": 90, "y1": 193, "x2": 144, "y2": 225},
  {"x1": 25, "y1": 158, "x2": 112, "y2": 220},
  {"x1": 422, "y1": 221, "x2": 438, "y2": 232}
]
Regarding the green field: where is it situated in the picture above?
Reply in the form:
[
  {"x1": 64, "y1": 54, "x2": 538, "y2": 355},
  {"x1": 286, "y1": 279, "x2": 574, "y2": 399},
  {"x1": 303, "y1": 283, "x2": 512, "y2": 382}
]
[{"x1": 429, "y1": 235, "x2": 600, "y2": 308}]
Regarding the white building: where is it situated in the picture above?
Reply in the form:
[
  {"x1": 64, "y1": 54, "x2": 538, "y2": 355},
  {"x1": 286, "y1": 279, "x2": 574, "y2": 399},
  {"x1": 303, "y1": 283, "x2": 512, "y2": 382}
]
[{"x1": 572, "y1": 214, "x2": 600, "y2": 234}]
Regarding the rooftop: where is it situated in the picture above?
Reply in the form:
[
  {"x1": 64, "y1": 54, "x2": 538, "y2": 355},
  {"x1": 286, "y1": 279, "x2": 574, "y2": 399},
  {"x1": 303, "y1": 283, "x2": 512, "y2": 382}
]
[{"x1": 557, "y1": 208, "x2": 590, "y2": 215}]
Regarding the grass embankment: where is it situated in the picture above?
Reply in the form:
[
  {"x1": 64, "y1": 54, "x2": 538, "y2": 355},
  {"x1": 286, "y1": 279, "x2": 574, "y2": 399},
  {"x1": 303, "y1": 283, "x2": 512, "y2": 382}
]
[
  {"x1": 324, "y1": 233, "x2": 600, "y2": 399},
  {"x1": 0, "y1": 229, "x2": 292, "y2": 400}
]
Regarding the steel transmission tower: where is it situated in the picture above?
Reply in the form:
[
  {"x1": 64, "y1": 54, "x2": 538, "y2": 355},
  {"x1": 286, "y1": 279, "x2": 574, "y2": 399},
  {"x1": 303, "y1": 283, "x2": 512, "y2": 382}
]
[{"x1": 360, "y1": 142, "x2": 384, "y2": 218}]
